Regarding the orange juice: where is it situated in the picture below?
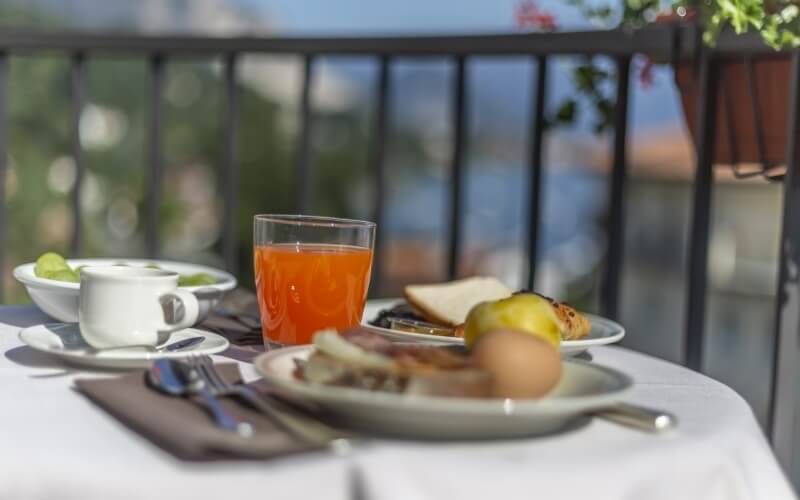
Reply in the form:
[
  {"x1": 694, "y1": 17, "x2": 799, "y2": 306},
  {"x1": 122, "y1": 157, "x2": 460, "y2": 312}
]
[{"x1": 254, "y1": 243, "x2": 373, "y2": 345}]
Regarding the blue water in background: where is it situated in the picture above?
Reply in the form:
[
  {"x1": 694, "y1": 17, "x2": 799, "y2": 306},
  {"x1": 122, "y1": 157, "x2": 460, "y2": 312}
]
[{"x1": 385, "y1": 166, "x2": 605, "y2": 252}]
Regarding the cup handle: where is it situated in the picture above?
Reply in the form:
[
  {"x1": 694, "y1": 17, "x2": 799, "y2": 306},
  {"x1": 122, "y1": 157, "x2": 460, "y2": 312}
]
[{"x1": 159, "y1": 289, "x2": 200, "y2": 332}]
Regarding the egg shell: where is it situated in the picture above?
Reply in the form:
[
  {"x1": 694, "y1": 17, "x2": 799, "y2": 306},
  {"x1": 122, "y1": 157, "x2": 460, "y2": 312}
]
[{"x1": 471, "y1": 329, "x2": 562, "y2": 399}]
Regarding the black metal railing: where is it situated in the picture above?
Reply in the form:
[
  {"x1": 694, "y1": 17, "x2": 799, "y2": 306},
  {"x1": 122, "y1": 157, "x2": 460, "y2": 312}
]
[{"x1": 0, "y1": 25, "x2": 798, "y2": 473}]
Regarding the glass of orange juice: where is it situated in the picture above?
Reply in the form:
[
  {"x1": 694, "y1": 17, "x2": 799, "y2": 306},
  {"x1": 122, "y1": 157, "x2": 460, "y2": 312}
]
[{"x1": 253, "y1": 214, "x2": 375, "y2": 346}]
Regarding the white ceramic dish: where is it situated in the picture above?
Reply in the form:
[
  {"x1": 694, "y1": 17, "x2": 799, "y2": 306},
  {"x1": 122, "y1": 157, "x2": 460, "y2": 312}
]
[
  {"x1": 362, "y1": 299, "x2": 625, "y2": 356},
  {"x1": 19, "y1": 323, "x2": 229, "y2": 369},
  {"x1": 14, "y1": 258, "x2": 237, "y2": 324},
  {"x1": 254, "y1": 345, "x2": 633, "y2": 439}
]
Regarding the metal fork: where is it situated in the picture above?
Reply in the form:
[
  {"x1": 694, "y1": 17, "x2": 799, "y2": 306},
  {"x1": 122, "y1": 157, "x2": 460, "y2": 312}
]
[
  {"x1": 178, "y1": 357, "x2": 255, "y2": 438},
  {"x1": 193, "y1": 355, "x2": 352, "y2": 448}
]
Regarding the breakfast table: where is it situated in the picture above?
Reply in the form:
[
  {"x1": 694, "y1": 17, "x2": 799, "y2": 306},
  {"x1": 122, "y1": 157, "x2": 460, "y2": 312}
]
[{"x1": 1, "y1": 303, "x2": 796, "y2": 500}]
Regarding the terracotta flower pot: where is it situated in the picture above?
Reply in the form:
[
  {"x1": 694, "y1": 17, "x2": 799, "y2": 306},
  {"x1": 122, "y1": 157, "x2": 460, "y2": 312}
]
[
  {"x1": 657, "y1": 9, "x2": 791, "y2": 166},
  {"x1": 675, "y1": 56, "x2": 790, "y2": 165}
]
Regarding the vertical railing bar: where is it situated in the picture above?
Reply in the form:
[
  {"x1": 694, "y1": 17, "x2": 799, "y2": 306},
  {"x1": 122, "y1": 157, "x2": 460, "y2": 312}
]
[
  {"x1": 146, "y1": 54, "x2": 165, "y2": 259},
  {"x1": 369, "y1": 55, "x2": 391, "y2": 296},
  {"x1": 600, "y1": 56, "x2": 632, "y2": 320},
  {"x1": 0, "y1": 53, "x2": 7, "y2": 303},
  {"x1": 294, "y1": 54, "x2": 314, "y2": 214},
  {"x1": 768, "y1": 51, "x2": 800, "y2": 474},
  {"x1": 684, "y1": 51, "x2": 719, "y2": 371},
  {"x1": 447, "y1": 55, "x2": 468, "y2": 280},
  {"x1": 221, "y1": 53, "x2": 240, "y2": 273},
  {"x1": 526, "y1": 55, "x2": 548, "y2": 290},
  {"x1": 69, "y1": 52, "x2": 85, "y2": 257}
]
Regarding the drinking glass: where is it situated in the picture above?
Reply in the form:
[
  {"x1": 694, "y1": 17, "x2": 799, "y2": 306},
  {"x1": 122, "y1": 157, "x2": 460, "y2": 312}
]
[{"x1": 253, "y1": 214, "x2": 375, "y2": 346}]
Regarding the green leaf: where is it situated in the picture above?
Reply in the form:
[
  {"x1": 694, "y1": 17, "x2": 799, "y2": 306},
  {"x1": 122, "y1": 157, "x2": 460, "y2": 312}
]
[
  {"x1": 573, "y1": 65, "x2": 608, "y2": 93},
  {"x1": 555, "y1": 99, "x2": 577, "y2": 123},
  {"x1": 593, "y1": 97, "x2": 615, "y2": 133}
]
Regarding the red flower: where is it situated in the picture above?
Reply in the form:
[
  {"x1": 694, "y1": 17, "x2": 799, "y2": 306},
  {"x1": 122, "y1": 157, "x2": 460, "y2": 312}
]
[
  {"x1": 638, "y1": 56, "x2": 655, "y2": 89},
  {"x1": 514, "y1": 1, "x2": 558, "y2": 31}
]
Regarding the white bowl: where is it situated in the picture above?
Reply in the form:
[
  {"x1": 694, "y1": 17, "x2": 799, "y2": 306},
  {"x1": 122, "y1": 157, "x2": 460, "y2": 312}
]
[{"x1": 14, "y1": 258, "x2": 237, "y2": 324}]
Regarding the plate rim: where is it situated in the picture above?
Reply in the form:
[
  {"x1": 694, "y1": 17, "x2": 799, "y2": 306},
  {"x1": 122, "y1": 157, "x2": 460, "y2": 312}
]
[
  {"x1": 361, "y1": 298, "x2": 625, "y2": 349},
  {"x1": 253, "y1": 344, "x2": 634, "y2": 414},
  {"x1": 13, "y1": 258, "x2": 237, "y2": 293},
  {"x1": 18, "y1": 323, "x2": 230, "y2": 361}
]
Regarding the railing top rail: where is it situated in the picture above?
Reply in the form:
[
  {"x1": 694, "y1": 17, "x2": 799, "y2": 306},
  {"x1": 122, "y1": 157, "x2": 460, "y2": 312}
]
[{"x1": 0, "y1": 25, "x2": 784, "y2": 58}]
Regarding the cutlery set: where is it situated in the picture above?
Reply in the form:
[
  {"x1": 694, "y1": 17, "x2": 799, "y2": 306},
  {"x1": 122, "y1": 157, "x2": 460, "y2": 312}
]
[
  {"x1": 148, "y1": 357, "x2": 254, "y2": 437},
  {"x1": 147, "y1": 356, "x2": 347, "y2": 446}
]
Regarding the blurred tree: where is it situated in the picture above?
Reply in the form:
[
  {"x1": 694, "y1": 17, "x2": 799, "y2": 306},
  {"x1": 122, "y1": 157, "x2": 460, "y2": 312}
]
[{"x1": 2, "y1": 6, "x2": 429, "y2": 302}]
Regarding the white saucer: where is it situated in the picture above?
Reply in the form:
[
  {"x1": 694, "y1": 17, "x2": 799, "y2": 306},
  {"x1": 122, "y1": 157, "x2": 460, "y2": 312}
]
[
  {"x1": 362, "y1": 299, "x2": 625, "y2": 356},
  {"x1": 19, "y1": 324, "x2": 230, "y2": 369}
]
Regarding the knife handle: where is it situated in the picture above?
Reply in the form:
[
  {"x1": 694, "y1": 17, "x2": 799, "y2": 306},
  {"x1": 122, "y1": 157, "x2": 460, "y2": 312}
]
[
  {"x1": 594, "y1": 402, "x2": 677, "y2": 432},
  {"x1": 196, "y1": 388, "x2": 254, "y2": 437},
  {"x1": 234, "y1": 385, "x2": 351, "y2": 445}
]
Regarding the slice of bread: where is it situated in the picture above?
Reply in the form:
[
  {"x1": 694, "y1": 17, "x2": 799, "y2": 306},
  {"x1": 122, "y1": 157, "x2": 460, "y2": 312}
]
[{"x1": 404, "y1": 276, "x2": 513, "y2": 327}]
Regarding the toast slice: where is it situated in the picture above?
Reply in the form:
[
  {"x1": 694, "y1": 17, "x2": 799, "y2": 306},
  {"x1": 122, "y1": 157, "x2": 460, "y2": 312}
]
[{"x1": 404, "y1": 276, "x2": 513, "y2": 327}]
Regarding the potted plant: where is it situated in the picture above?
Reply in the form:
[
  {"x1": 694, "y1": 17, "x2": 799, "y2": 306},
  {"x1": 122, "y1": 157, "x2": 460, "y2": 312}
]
[
  {"x1": 517, "y1": 1, "x2": 800, "y2": 172},
  {"x1": 667, "y1": 1, "x2": 798, "y2": 169}
]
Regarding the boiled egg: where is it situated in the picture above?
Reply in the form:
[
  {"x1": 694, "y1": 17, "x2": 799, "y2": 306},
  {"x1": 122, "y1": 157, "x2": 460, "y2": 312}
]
[{"x1": 470, "y1": 329, "x2": 562, "y2": 399}]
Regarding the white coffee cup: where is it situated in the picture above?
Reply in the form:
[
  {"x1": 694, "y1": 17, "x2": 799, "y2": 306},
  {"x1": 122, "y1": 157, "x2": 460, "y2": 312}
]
[{"x1": 78, "y1": 266, "x2": 200, "y2": 348}]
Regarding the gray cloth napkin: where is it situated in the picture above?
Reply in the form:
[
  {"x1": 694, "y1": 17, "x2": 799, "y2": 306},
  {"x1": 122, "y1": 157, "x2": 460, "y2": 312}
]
[
  {"x1": 74, "y1": 364, "x2": 325, "y2": 461},
  {"x1": 199, "y1": 289, "x2": 263, "y2": 347}
]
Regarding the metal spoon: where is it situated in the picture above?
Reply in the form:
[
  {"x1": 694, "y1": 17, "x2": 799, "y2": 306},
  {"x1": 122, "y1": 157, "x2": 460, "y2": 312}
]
[{"x1": 147, "y1": 358, "x2": 253, "y2": 436}]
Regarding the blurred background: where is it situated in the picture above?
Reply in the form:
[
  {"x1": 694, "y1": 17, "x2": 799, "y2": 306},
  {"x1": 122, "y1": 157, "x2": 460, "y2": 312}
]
[{"x1": 0, "y1": 0, "x2": 783, "y2": 455}]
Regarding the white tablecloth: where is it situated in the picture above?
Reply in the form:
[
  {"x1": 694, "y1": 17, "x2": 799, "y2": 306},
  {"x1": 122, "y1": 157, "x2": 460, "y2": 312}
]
[{"x1": 0, "y1": 305, "x2": 795, "y2": 500}]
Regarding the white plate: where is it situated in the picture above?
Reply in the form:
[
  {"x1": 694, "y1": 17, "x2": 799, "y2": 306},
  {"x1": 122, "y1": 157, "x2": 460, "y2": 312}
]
[
  {"x1": 362, "y1": 299, "x2": 625, "y2": 356},
  {"x1": 254, "y1": 345, "x2": 633, "y2": 439},
  {"x1": 14, "y1": 258, "x2": 237, "y2": 324},
  {"x1": 19, "y1": 323, "x2": 230, "y2": 369}
]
